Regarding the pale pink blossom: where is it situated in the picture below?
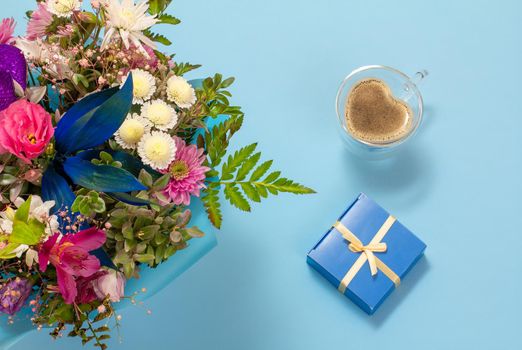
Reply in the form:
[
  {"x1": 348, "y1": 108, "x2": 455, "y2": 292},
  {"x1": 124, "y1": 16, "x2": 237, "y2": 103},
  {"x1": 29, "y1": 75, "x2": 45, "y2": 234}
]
[
  {"x1": 26, "y1": 3, "x2": 53, "y2": 40},
  {"x1": 93, "y1": 270, "x2": 125, "y2": 302},
  {"x1": 0, "y1": 18, "x2": 15, "y2": 44}
]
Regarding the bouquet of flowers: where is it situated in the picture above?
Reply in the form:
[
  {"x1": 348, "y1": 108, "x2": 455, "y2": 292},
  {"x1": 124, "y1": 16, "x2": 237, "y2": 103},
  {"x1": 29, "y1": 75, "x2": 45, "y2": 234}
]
[{"x1": 0, "y1": 0, "x2": 313, "y2": 348}]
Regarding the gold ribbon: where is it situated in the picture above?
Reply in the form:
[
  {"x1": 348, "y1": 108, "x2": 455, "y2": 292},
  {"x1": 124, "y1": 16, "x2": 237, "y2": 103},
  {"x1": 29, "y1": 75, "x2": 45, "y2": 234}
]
[{"x1": 333, "y1": 215, "x2": 401, "y2": 294}]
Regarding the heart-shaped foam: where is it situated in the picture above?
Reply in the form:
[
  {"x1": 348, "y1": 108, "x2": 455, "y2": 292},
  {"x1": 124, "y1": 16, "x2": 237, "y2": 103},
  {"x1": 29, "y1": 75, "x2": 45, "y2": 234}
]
[{"x1": 345, "y1": 78, "x2": 412, "y2": 144}]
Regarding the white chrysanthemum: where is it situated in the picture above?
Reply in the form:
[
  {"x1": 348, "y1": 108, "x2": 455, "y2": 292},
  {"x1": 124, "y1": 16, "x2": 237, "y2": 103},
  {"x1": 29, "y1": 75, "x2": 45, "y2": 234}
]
[
  {"x1": 141, "y1": 100, "x2": 178, "y2": 131},
  {"x1": 125, "y1": 69, "x2": 156, "y2": 104},
  {"x1": 137, "y1": 131, "x2": 176, "y2": 170},
  {"x1": 115, "y1": 113, "x2": 151, "y2": 149},
  {"x1": 166, "y1": 76, "x2": 196, "y2": 109},
  {"x1": 47, "y1": 0, "x2": 82, "y2": 17},
  {"x1": 101, "y1": 0, "x2": 158, "y2": 56}
]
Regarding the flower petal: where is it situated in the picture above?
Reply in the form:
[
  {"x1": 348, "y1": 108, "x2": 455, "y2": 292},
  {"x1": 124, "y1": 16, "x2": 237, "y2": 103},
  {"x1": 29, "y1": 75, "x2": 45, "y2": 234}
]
[
  {"x1": 56, "y1": 267, "x2": 77, "y2": 304},
  {"x1": 68, "y1": 227, "x2": 106, "y2": 251}
]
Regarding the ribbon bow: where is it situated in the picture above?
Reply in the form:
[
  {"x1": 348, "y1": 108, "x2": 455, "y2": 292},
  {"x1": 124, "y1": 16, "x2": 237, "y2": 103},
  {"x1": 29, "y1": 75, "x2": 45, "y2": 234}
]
[{"x1": 333, "y1": 215, "x2": 400, "y2": 294}]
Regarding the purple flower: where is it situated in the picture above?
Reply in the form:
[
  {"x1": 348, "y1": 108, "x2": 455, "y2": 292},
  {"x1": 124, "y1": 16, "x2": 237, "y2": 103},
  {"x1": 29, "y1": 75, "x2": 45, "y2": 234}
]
[
  {"x1": 0, "y1": 44, "x2": 27, "y2": 111},
  {"x1": 0, "y1": 277, "x2": 33, "y2": 315}
]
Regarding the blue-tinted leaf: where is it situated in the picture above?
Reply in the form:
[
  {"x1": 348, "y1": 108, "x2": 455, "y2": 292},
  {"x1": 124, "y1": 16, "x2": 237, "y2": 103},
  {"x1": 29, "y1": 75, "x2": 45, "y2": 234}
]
[
  {"x1": 63, "y1": 156, "x2": 146, "y2": 192},
  {"x1": 41, "y1": 165, "x2": 76, "y2": 213},
  {"x1": 54, "y1": 88, "x2": 116, "y2": 152},
  {"x1": 108, "y1": 192, "x2": 151, "y2": 206},
  {"x1": 41, "y1": 164, "x2": 117, "y2": 269},
  {"x1": 54, "y1": 76, "x2": 133, "y2": 154},
  {"x1": 76, "y1": 150, "x2": 161, "y2": 178}
]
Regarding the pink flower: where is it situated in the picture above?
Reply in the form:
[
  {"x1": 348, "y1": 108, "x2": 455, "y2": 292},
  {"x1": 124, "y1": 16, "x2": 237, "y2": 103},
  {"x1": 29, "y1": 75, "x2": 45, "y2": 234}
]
[
  {"x1": 93, "y1": 270, "x2": 125, "y2": 302},
  {"x1": 125, "y1": 44, "x2": 158, "y2": 70},
  {"x1": 75, "y1": 270, "x2": 108, "y2": 304},
  {"x1": 38, "y1": 227, "x2": 106, "y2": 304},
  {"x1": 26, "y1": 3, "x2": 53, "y2": 40},
  {"x1": 0, "y1": 100, "x2": 54, "y2": 164},
  {"x1": 0, "y1": 18, "x2": 15, "y2": 45},
  {"x1": 159, "y1": 137, "x2": 210, "y2": 206}
]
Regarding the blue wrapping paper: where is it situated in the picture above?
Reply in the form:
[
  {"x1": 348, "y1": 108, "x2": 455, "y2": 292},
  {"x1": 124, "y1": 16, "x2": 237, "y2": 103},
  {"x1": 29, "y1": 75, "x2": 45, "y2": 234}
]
[{"x1": 307, "y1": 193, "x2": 426, "y2": 314}]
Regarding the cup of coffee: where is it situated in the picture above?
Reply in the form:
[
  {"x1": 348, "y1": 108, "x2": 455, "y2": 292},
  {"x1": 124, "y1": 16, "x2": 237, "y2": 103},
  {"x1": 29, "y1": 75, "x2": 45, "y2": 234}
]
[{"x1": 335, "y1": 65, "x2": 427, "y2": 159}]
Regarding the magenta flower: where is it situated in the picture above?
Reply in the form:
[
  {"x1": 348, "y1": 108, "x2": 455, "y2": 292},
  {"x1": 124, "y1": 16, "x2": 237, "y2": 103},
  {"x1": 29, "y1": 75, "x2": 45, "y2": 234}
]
[
  {"x1": 75, "y1": 270, "x2": 108, "y2": 304},
  {"x1": 0, "y1": 18, "x2": 15, "y2": 45},
  {"x1": 38, "y1": 227, "x2": 106, "y2": 304},
  {"x1": 159, "y1": 137, "x2": 210, "y2": 206},
  {"x1": 0, "y1": 99, "x2": 55, "y2": 163},
  {"x1": 26, "y1": 3, "x2": 53, "y2": 40}
]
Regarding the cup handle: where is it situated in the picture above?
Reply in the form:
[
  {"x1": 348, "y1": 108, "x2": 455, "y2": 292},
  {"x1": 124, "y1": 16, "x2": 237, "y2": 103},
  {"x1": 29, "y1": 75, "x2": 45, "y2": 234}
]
[
  {"x1": 411, "y1": 70, "x2": 429, "y2": 86},
  {"x1": 400, "y1": 69, "x2": 428, "y2": 101}
]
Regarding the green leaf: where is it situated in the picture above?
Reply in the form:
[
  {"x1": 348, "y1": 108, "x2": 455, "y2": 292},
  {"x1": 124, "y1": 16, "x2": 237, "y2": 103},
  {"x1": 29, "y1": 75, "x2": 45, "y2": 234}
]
[
  {"x1": 133, "y1": 253, "x2": 155, "y2": 263},
  {"x1": 10, "y1": 219, "x2": 45, "y2": 245},
  {"x1": 138, "y1": 169, "x2": 153, "y2": 187},
  {"x1": 224, "y1": 184, "x2": 251, "y2": 212},
  {"x1": 186, "y1": 226, "x2": 205, "y2": 238},
  {"x1": 72, "y1": 73, "x2": 89, "y2": 88},
  {"x1": 0, "y1": 243, "x2": 22, "y2": 259},
  {"x1": 172, "y1": 62, "x2": 202, "y2": 76},
  {"x1": 152, "y1": 173, "x2": 170, "y2": 191},
  {"x1": 235, "y1": 152, "x2": 260, "y2": 181},
  {"x1": 147, "y1": 0, "x2": 168, "y2": 14},
  {"x1": 201, "y1": 184, "x2": 222, "y2": 229},
  {"x1": 263, "y1": 171, "x2": 281, "y2": 183},
  {"x1": 0, "y1": 174, "x2": 17, "y2": 185},
  {"x1": 240, "y1": 183, "x2": 260, "y2": 202},
  {"x1": 267, "y1": 178, "x2": 316, "y2": 194},
  {"x1": 143, "y1": 29, "x2": 172, "y2": 46},
  {"x1": 158, "y1": 13, "x2": 181, "y2": 25},
  {"x1": 204, "y1": 115, "x2": 244, "y2": 168},
  {"x1": 14, "y1": 196, "x2": 31, "y2": 222},
  {"x1": 10, "y1": 196, "x2": 45, "y2": 245},
  {"x1": 249, "y1": 160, "x2": 273, "y2": 181},
  {"x1": 221, "y1": 143, "x2": 257, "y2": 181},
  {"x1": 221, "y1": 77, "x2": 235, "y2": 88}
]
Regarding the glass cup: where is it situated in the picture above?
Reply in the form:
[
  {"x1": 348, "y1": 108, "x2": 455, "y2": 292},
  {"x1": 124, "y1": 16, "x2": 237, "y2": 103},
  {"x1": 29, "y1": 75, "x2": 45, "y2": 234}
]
[{"x1": 335, "y1": 65, "x2": 427, "y2": 159}]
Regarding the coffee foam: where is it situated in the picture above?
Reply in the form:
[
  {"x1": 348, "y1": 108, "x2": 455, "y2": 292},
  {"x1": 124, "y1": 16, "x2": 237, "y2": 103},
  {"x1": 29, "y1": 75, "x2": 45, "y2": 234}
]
[{"x1": 345, "y1": 78, "x2": 413, "y2": 144}]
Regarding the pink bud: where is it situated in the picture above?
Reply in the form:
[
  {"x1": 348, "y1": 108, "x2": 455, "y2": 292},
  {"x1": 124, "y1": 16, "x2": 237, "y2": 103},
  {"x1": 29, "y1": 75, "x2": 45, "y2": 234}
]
[{"x1": 24, "y1": 169, "x2": 43, "y2": 184}]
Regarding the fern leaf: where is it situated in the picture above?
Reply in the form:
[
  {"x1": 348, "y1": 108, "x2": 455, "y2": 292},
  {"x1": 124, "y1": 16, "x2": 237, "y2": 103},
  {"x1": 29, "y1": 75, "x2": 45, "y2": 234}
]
[
  {"x1": 158, "y1": 13, "x2": 181, "y2": 25},
  {"x1": 221, "y1": 143, "x2": 257, "y2": 181},
  {"x1": 224, "y1": 184, "x2": 251, "y2": 211},
  {"x1": 255, "y1": 184, "x2": 268, "y2": 198},
  {"x1": 143, "y1": 29, "x2": 172, "y2": 46},
  {"x1": 249, "y1": 160, "x2": 273, "y2": 181},
  {"x1": 263, "y1": 171, "x2": 281, "y2": 183},
  {"x1": 201, "y1": 184, "x2": 222, "y2": 228},
  {"x1": 235, "y1": 152, "x2": 260, "y2": 181},
  {"x1": 240, "y1": 183, "x2": 261, "y2": 202},
  {"x1": 272, "y1": 178, "x2": 316, "y2": 194}
]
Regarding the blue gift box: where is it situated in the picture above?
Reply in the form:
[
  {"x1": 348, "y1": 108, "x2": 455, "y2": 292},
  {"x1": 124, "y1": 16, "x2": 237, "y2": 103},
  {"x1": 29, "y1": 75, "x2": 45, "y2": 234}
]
[{"x1": 307, "y1": 193, "x2": 426, "y2": 314}]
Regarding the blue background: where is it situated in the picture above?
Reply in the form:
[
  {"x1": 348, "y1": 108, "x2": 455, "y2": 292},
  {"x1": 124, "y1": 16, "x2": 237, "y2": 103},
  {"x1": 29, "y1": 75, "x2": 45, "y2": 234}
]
[{"x1": 4, "y1": 0, "x2": 522, "y2": 348}]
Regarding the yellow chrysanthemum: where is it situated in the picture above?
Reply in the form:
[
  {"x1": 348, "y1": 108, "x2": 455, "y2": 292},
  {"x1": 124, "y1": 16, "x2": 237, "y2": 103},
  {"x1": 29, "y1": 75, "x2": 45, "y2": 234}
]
[
  {"x1": 126, "y1": 69, "x2": 156, "y2": 104},
  {"x1": 166, "y1": 75, "x2": 196, "y2": 109},
  {"x1": 137, "y1": 131, "x2": 176, "y2": 170},
  {"x1": 47, "y1": 0, "x2": 82, "y2": 17},
  {"x1": 141, "y1": 100, "x2": 178, "y2": 131},
  {"x1": 114, "y1": 114, "x2": 151, "y2": 149}
]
